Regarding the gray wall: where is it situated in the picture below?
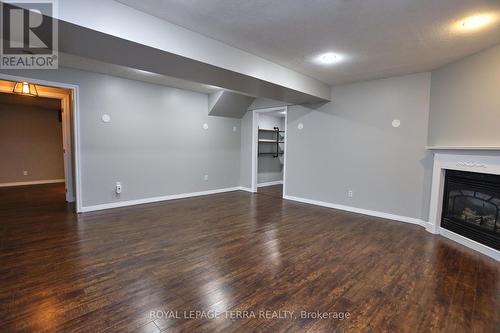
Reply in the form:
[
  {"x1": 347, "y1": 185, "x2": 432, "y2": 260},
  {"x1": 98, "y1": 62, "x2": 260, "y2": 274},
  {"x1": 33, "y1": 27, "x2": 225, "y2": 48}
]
[
  {"x1": 0, "y1": 103, "x2": 64, "y2": 184},
  {"x1": 428, "y1": 44, "x2": 500, "y2": 146},
  {"x1": 0, "y1": 67, "x2": 241, "y2": 207},
  {"x1": 286, "y1": 73, "x2": 432, "y2": 220},
  {"x1": 258, "y1": 114, "x2": 284, "y2": 184},
  {"x1": 8, "y1": 44, "x2": 497, "y2": 217}
]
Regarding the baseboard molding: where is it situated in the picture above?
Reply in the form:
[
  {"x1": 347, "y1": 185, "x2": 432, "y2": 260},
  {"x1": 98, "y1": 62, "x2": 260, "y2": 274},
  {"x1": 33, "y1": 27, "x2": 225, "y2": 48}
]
[
  {"x1": 81, "y1": 187, "x2": 241, "y2": 213},
  {"x1": 0, "y1": 179, "x2": 65, "y2": 188},
  {"x1": 283, "y1": 195, "x2": 426, "y2": 227},
  {"x1": 257, "y1": 180, "x2": 283, "y2": 188},
  {"x1": 237, "y1": 186, "x2": 255, "y2": 193},
  {"x1": 438, "y1": 227, "x2": 500, "y2": 262},
  {"x1": 425, "y1": 222, "x2": 439, "y2": 234}
]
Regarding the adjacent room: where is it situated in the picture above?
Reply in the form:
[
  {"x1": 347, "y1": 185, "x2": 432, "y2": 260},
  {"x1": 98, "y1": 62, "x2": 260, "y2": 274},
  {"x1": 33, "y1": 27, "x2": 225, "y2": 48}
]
[
  {"x1": 0, "y1": 1, "x2": 499, "y2": 332},
  {"x1": 0, "y1": 80, "x2": 74, "y2": 209}
]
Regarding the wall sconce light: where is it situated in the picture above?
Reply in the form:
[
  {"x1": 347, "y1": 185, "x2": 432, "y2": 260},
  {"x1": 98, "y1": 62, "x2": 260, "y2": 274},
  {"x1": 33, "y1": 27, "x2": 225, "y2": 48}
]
[{"x1": 12, "y1": 81, "x2": 38, "y2": 97}]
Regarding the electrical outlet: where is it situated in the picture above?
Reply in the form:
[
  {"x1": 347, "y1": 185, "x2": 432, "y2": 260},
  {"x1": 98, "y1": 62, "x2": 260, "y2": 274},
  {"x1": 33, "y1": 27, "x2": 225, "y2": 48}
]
[
  {"x1": 23, "y1": 170, "x2": 28, "y2": 176},
  {"x1": 204, "y1": 175, "x2": 209, "y2": 181},
  {"x1": 348, "y1": 190, "x2": 353, "y2": 198},
  {"x1": 116, "y1": 182, "x2": 122, "y2": 194}
]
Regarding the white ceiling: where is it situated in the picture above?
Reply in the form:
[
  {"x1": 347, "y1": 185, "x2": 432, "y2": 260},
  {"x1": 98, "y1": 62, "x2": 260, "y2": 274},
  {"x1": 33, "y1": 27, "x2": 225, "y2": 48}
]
[{"x1": 116, "y1": 0, "x2": 500, "y2": 85}]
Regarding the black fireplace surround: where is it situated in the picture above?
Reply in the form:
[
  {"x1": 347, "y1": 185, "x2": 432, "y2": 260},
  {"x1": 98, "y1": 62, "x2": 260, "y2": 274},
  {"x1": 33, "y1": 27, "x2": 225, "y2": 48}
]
[{"x1": 442, "y1": 170, "x2": 500, "y2": 251}]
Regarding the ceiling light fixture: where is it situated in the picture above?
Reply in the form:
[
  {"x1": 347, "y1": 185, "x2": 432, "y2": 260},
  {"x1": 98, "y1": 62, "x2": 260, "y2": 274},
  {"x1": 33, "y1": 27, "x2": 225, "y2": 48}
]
[
  {"x1": 461, "y1": 15, "x2": 492, "y2": 30},
  {"x1": 316, "y1": 52, "x2": 341, "y2": 65},
  {"x1": 12, "y1": 81, "x2": 38, "y2": 97}
]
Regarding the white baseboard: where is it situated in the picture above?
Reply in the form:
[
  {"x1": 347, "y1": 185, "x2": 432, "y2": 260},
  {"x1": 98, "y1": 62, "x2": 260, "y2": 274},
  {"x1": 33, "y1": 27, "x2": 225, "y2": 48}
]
[
  {"x1": 283, "y1": 195, "x2": 426, "y2": 227},
  {"x1": 425, "y1": 222, "x2": 439, "y2": 234},
  {"x1": 257, "y1": 180, "x2": 283, "y2": 188},
  {"x1": 439, "y1": 227, "x2": 500, "y2": 262},
  {"x1": 0, "y1": 179, "x2": 65, "y2": 187},
  {"x1": 81, "y1": 187, "x2": 241, "y2": 213},
  {"x1": 237, "y1": 186, "x2": 255, "y2": 193}
]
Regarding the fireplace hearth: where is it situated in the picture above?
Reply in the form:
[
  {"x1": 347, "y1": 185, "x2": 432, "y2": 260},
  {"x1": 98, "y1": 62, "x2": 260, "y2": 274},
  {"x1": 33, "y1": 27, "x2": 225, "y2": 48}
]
[{"x1": 441, "y1": 170, "x2": 500, "y2": 251}]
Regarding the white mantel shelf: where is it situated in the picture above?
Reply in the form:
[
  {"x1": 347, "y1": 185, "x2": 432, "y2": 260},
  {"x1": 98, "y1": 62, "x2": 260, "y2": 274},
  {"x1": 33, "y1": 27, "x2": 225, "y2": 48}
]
[{"x1": 426, "y1": 146, "x2": 500, "y2": 151}]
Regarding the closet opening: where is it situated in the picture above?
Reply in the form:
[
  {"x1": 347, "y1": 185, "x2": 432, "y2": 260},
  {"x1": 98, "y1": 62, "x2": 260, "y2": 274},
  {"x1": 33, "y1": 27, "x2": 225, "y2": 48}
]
[{"x1": 251, "y1": 106, "x2": 287, "y2": 198}]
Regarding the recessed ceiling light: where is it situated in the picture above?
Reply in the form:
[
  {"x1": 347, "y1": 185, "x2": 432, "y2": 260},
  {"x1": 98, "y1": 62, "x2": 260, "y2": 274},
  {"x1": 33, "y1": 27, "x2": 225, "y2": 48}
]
[
  {"x1": 461, "y1": 15, "x2": 492, "y2": 30},
  {"x1": 316, "y1": 52, "x2": 341, "y2": 65}
]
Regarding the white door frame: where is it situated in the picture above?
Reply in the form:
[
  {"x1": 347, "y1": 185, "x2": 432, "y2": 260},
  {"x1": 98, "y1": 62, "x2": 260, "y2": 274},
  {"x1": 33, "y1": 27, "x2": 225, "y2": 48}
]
[
  {"x1": 0, "y1": 73, "x2": 82, "y2": 212},
  {"x1": 251, "y1": 106, "x2": 288, "y2": 196}
]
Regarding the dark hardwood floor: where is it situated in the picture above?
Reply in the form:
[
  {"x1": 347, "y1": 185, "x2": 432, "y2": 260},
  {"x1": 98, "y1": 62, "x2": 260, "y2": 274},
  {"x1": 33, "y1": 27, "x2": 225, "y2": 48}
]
[
  {"x1": 257, "y1": 184, "x2": 283, "y2": 198},
  {"x1": 1, "y1": 183, "x2": 499, "y2": 332}
]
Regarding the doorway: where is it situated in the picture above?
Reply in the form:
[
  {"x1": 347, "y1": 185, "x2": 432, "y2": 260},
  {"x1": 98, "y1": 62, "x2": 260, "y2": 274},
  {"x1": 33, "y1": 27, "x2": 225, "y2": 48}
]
[
  {"x1": 0, "y1": 77, "x2": 79, "y2": 210},
  {"x1": 251, "y1": 106, "x2": 288, "y2": 197}
]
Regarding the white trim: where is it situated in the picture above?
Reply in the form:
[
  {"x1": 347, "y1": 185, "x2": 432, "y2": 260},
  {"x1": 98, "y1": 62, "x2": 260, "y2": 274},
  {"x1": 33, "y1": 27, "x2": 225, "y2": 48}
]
[
  {"x1": 426, "y1": 146, "x2": 500, "y2": 151},
  {"x1": 0, "y1": 73, "x2": 82, "y2": 212},
  {"x1": 238, "y1": 186, "x2": 254, "y2": 193},
  {"x1": 439, "y1": 228, "x2": 500, "y2": 262},
  {"x1": 81, "y1": 187, "x2": 241, "y2": 212},
  {"x1": 283, "y1": 195, "x2": 425, "y2": 226},
  {"x1": 257, "y1": 180, "x2": 283, "y2": 188},
  {"x1": 74, "y1": 85, "x2": 83, "y2": 212},
  {"x1": 0, "y1": 179, "x2": 65, "y2": 187},
  {"x1": 282, "y1": 107, "x2": 288, "y2": 198},
  {"x1": 251, "y1": 110, "x2": 258, "y2": 192},
  {"x1": 424, "y1": 221, "x2": 435, "y2": 233},
  {"x1": 427, "y1": 152, "x2": 500, "y2": 261}
]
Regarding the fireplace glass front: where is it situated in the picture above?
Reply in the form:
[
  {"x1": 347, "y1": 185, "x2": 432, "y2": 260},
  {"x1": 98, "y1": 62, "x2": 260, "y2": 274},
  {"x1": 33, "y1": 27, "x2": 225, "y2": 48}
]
[{"x1": 441, "y1": 170, "x2": 500, "y2": 251}]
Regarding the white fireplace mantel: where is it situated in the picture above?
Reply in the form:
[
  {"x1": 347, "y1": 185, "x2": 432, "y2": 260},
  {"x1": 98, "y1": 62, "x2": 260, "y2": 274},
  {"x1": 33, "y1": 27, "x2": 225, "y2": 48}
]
[
  {"x1": 426, "y1": 146, "x2": 500, "y2": 151},
  {"x1": 427, "y1": 151, "x2": 500, "y2": 261}
]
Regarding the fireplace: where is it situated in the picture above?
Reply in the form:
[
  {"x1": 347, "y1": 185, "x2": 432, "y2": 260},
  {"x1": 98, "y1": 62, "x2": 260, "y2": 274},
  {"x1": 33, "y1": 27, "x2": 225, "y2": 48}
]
[{"x1": 441, "y1": 169, "x2": 500, "y2": 251}]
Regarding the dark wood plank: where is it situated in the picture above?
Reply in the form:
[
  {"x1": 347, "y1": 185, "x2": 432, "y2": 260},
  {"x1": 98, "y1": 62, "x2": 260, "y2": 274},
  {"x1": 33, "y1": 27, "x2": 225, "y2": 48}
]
[
  {"x1": 257, "y1": 184, "x2": 283, "y2": 198},
  {"x1": 0, "y1": 183, "x2": 498, "y2": 332}
]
